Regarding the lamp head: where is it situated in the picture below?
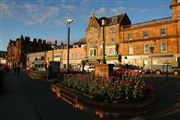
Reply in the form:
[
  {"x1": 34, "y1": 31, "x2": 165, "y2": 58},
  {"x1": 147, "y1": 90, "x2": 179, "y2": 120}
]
[{"x1": 66, "y1": 19, "x2": 73, "y2": 24}]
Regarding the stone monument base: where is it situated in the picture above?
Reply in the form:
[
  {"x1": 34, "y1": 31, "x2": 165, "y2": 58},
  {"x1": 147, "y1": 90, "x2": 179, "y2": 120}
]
[{"x1": 95, "y1": 64, "x2": 114, "y2": 80}]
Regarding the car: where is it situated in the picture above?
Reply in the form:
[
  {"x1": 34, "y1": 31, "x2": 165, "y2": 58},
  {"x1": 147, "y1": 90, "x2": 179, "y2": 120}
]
[
  {"x1": 153, "y1": 64, "x2": 180, "y2": 75},
  {"x1": 113, "y1": 64, "x2": 144, "y2": 74},
  {"x1": 83, "y1": 65, "x2": 95, "y2": 72}
]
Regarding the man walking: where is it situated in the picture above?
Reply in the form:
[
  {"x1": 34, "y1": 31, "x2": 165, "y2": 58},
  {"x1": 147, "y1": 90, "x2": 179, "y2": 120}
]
[
  {"x1": 16, "y1": 63, "x2": 20, "y2": 76},
  {"x1": 13, "y1": 63, "x2": 17, "y2": 76}
]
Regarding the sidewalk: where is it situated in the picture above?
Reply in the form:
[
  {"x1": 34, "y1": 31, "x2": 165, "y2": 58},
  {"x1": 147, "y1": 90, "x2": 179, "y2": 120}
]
[{"x1": 0, "y1": 71, "x2": 39, "y2": 120}]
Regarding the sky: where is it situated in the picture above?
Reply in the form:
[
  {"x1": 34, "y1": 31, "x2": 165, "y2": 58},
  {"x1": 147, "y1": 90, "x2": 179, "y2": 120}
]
[{"x1": 0, "y1": 0, "x2": 172, "y2": 51}]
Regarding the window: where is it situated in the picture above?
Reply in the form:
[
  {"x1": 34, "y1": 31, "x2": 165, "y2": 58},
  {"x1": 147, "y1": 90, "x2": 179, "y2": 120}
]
[
  {"x1": 71, "y1": 53, "x2": 73, "y2": 58},
  {"x1": 144, "y1": 44, "x2": 149, "y2": 53},
  {"x1": 177, "y1": 0, "x2": 180, "y2": 3},
  {"x1": 90, "y1": 40, "x2": 92, "y2": 47},
  {"x1": 128, "y1": 33, "x2": 133, "y2": 40},
  {"x1": 108, "y1": 48, "x2": 115, "y2": 55},
  {"x1": 112, "y1": 17, "x2": 118, "y2": 24},
  {"x1": 143, "y1": 31, "x2": 149, "y2": 38},
  {"x1": 95, "y1": 40, "x2": 98, "y2": 46},
  {"x1": 128, "y1": 45, "x2": 134, "y2": 54},
  {"x1": 90, "y1": 50, "x2": 94, "y2": 56},
  {"x1": 81, "y1": 52, "x2": 83, "y2": 57},
  {"x1": 90, "y1": 49, "x2": 97, "y2": 56},
  {"x1": 94, "y1": 30, "x2": 98, "y2": 36},
  {"x1": 91, "y1": 22, "x2": 94, "y2": 27},
  {"x1": 89, "y1": 31, "x2": 92, "y2": 38},
  {"x1": 111, "y1": 38, "x2": 115, "y2": 43},
  {"x1": 64, "y1": 54, "x2": 67, "y2": 59},
  {"x1": 160, "y1": 28, "x2": 166, "y2": 36},
  {"x1": 110, "y1": 27, "x2": 116, "y2": 33},
  {"x1": 41, "y1": 56, "x2": 44, "y2": 60},
  {"x1": 94, "y1": 49, "x2": 97, "y2": 56},
  {"x1": 161, "y1": 41, "x2": 167, "y2": 52}
]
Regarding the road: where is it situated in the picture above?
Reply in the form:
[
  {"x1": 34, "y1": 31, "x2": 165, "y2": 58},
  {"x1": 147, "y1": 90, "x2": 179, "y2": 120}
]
[
  {"x1": 133, "y1": 74, "x2": 180, "y2": 120},
  {"x1": 0, "y1": 70, "x2": 180, "y2": 120}
]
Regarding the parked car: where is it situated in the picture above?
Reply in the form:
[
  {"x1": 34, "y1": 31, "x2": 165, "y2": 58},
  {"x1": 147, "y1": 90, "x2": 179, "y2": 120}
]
[
  {"x1": 153, "y1": 64, "x2": 180, "y2": 75},
  {"x1": 113, "y1": 64, "x2": 144, "y2": 74},
  {"x1": 82, "y1": 65, "x2": 95, "y2": 72}
]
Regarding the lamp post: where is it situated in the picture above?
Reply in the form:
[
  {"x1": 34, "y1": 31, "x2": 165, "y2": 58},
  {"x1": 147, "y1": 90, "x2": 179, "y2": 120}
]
[
  {"x1": 66, "y1": 18, "x2": 73, "y2": 73},
  {"x1": 101, "y1": 18, "x2": 106, "y2": 64},
  {"x1": 149, "y1": 46, "x2": 154, "y2": 80}
]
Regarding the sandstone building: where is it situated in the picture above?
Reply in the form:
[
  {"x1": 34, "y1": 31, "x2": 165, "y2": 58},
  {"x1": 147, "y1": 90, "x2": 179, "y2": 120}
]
[
  {"x1": 6, "y1": 35, "x2": 52, "y2": 68},
  {"x1": 86, "y1": 0, "x2": 180, "y2": 69},
  {"x1": 26, "y1": 38, "x2": 86, "y2": 70}
]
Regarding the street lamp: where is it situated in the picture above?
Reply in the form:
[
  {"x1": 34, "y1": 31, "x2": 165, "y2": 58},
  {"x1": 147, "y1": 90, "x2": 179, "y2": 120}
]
[
  {"x1": 66, "y1": 18, "x2": 73, "y2": 73},
  {"x1": 101, "y1": 18, "x2": 106, "y2": 64},
  {"x1": 149, "y1": 46, "x2": 154, "y2": 80}
]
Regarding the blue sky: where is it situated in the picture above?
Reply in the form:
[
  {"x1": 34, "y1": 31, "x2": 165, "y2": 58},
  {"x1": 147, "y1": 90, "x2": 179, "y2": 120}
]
[{"x1": 0, "y1": 0, "x2": 171, "y2": 51}]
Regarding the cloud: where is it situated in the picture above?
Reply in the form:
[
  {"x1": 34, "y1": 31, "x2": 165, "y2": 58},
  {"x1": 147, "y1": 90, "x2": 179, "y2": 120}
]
[
  {"x1": 54, "y1": 19, "x2": 65, "y2": 26},
  {"x1": 0, "y1": 0, "x2": 124, "y2": 26},
  {"x1": 0, "y1": 2, "x2": 13, "y2": 18},
  {"x1": 139, "y1": 9, "x2": 150, "y2": 13},
  {"x1": 111, "y1": 7, "x2": 124, "y2": 15},
  {"x1": 96, "y1": 7, "x2": 106, "y2": 14},
  {"x1": 23, "y1": 3, "x2": 60, "y2": 25},
  {"x1": 93, "y1": 7, "x2": 106, "y2": 17}
]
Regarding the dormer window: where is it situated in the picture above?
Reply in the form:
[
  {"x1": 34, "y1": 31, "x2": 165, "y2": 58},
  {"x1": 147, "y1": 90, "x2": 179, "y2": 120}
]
[{"x1": 112, "y1": 17, "x2": 118, "y2": 24}]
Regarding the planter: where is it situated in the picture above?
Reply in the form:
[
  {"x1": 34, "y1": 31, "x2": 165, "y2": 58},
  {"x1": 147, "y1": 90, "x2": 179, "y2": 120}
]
[
  {"x1": 51, "y1": 83, "x2": 155, "y2": 119},
  {"x1": 28, "y1": 70, "x2": 48, "y2": 80}
]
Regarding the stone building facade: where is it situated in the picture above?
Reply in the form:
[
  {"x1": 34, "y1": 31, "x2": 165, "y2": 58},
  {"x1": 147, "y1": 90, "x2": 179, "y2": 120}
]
[
  {"x1": 26, "y1": 38, "x2": 86, "y2": 70},
  {"x1": 86, "y1": 13, "x2": 130, "y2": 64},
  {"x1": 62, "y1": 40, "x2": 86, "y2": 70},
  {"x1": 6, "y1": 35, "x2": 52, "y2": 68},
  {"x1": 86, "y1": 0, "x2": 180, "y2": 69},
  {"x1": 0, "y1": 51, "x2": 7, "y2": 64}
]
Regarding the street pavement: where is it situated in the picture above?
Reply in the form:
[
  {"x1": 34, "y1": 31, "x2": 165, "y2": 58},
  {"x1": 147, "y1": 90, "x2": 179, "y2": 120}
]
[{"x1": 0, "y1": 70, "x2": 180, "y2": 120}]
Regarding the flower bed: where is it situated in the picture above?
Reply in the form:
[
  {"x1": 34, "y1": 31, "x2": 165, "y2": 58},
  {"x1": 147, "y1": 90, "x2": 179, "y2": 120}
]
[
  {"x1": 51, "y1": 69, "x2": 155, "y2": 118},
  {"x1": 61, "y1": 70, "x2": 146, "y2": 104},
  {"x1": 51, "y1": 83, "x2": 155, "y2": 118}
]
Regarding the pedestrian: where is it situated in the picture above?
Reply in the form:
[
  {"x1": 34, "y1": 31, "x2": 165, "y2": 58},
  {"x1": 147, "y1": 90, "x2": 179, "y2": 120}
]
[
  {"x1": 13, "y1": 63, "x2": 17, "y2": 76},
  {"x1": 16, "y1": 63, "x2": 20, "y2": 76}
]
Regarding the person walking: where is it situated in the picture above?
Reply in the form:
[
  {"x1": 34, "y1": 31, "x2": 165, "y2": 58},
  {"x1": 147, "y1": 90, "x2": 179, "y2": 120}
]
[
  {"x1": 16, "y1": 63, "x2": 20, "y2": 76},
  {"x1": 13, "y1": 63, "x2": 17, "y2": 76}
]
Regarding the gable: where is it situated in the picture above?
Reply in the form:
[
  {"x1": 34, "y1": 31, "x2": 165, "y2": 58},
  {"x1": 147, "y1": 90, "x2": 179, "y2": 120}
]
[{"x1": 86, "y1": 16, "x2": 100, "y2": 31}]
